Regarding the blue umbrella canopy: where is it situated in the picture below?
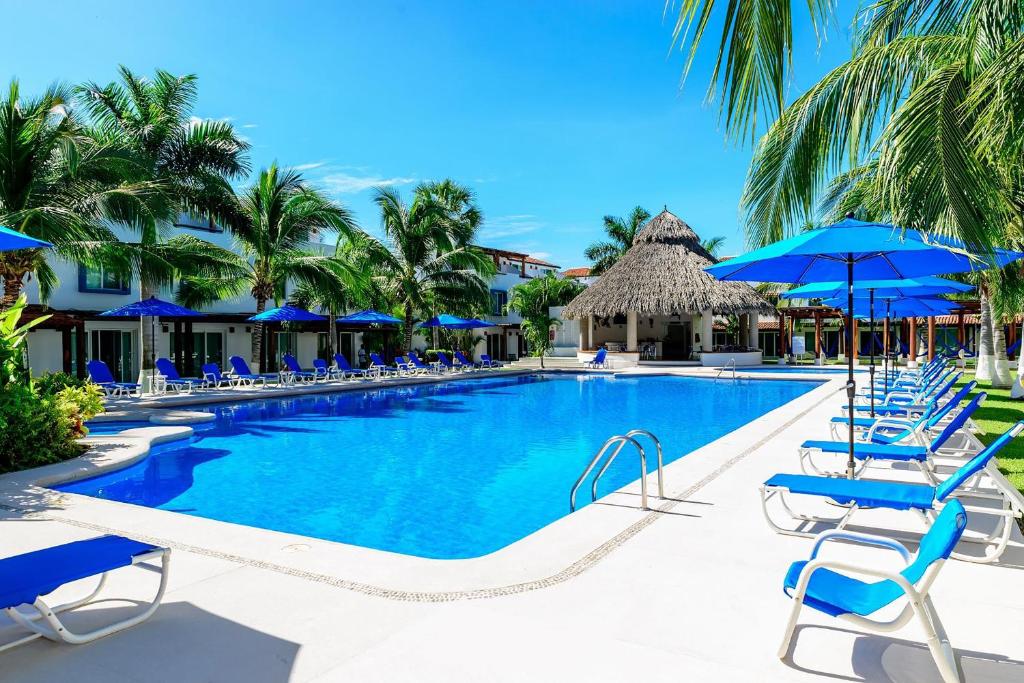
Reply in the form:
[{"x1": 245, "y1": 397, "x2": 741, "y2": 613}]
[
  {"x1": 418, "y1": 314, "x2": 475, "y2": 329},
  {"x1": 248, "y1": 305, "x2": 325, "y2": 323},
  {"x1": 463, "y1": 318, "x2": 498, "y2": 328},
  {"x1": 98, "y1": 296, "x2": 203, "y2": 318},
  {"x1": 706, "y1": 217, "x2": 1024, "y2": 283},
  {"x1": 824, "y1": 296, "x2": 957, "y2": 319},
  {"x1": 337, "y1": 309, "x2": 403, "y2": 325},
  {"x1": 0, "y1": 225, "x2": 52, "y2": 252},
  {"x1": 782, "y1": 276, "x2": 973, "y2": 301}
]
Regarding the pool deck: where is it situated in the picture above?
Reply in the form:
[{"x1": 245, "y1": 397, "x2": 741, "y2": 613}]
[{"x1": 2, "y1": 371, "x2": 1023, "y2": 681}]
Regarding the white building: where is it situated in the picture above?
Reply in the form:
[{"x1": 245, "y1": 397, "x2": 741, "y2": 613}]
[{"x1": 19, "y1": 222, "x2": 562, "y2": 381}]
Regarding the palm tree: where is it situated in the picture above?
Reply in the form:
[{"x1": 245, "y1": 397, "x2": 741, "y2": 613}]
[
  {"x1": 77, "y1": 67, "x2": 251, "y2": 368},
  {"x1": 584, "y1": 207, "x2": 650, "y2": 275},
  {"x1": 177, "y1": 164, "x2": 361, "y2": 371},
  {"x1": 700, "y1": 235, "x2": 727, "y2": 258},
  {"x1": 369, "y1": 182, "x2": 495, "y2": 350},
  {"x1": 0, "y1": 80, "x2": 152, "y2": 307},
  {"x1": 506, "y1": 272, "x2": 584, "y2": 368}
]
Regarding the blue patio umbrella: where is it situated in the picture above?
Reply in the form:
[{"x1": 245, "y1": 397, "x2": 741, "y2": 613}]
[
  {"x1": 247, "y1": 305, "x2": 325, "y2": 323},
  {"x1": 705, "y1": 214, "x2": 1024, "y2": 476},
  {"x1": 99, "y1": 296, "x2": 204, "y2": 392},
  {"x1": 782, "y1": 276, "x2": 973, "y2": 301},
  {"x1": 418, "y1": 314, "x2": 495, "y2": 329},
  {"x1": 0, "y1": 225, "x2": 52, "y2": 252},
  {"x1": 336, "y1": 309, "x2": 403, "y2": 325}
]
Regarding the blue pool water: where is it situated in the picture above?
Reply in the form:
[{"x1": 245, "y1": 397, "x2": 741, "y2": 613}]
[{"x1": 59, "y1": 374, "x2": 819, "y2": 559}]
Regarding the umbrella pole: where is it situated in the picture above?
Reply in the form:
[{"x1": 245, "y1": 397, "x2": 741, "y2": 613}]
[
  {"x1": 846, "y1": 255, "x2": 856, "y2": 479},
  {"x1": 884, "y1": 301, "x2": 891, "y2": 395},
  {"x1": 869, "y1": 289, "x2": 875, "y2": 419}
]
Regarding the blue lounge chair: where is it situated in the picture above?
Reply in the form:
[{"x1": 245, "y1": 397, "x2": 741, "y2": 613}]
[
  {"x1": 0, "y1": 535, "x2": 169, "y2": 651},
  {"x1": 761, "y1": 421, "x2": 1024, "y2": 562},
  {"x1": 847, "y1": 371, "x2": 960, "y2": 418},
  {"x1": 282, "y1": 354, "x2": 318, "y2": 383},
  {"x1": 1007, "y1": 338, "x2": 1021, "y2": 357},
  {"x1": 584, "y1": 348, "x2": 608, "y2": 369},
  {"x1": 479, "y1": 353, "x2": 503, "y2": 369},
  {"x1": 333, "y1": 353, "x2": 368, "y2": 379},
  {"x1": 311, "y1": 358, "x2": 334, "y2": 381},
  {"x1": 201, "y1": 363, "x2": 235, "y2": 388},
  {"x1": 436, "y1": 351, "x2": 464, "y2": 373},
  {"x1": 369, "y1": 352, "x2": 399, "y2": 377},
  {"x1": 407, "y1": 351, "x2": 440, "y2": 374},
  {"x1": 801, "y1": 393, "x2": 987, "y2": 480},
  {"x1": 453, "y1": 350, "x2": 477, "y2": 371},
  {"x1": 777, "y1": 500, "x2": 966, "y2": 683},
  {"x1": 154, "y1": 357, "x2": 203, "y2": 394},
  {"x1": 830, "y1": 381, "x2": 978, "y2": 440},
  {"x1": 228, "y1": 355, "x2": 276, "y2": 387},
  {"x1": 86, "y1": 360, "x2": 140, "y2": 397}
]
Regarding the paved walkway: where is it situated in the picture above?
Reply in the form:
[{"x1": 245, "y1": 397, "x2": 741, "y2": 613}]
[{"x1": 2, "y1": 387, "x2": 1022, "y2": 682}]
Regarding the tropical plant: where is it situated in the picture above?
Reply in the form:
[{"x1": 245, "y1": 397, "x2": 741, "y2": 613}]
[
  {"x1": 506, "y1": 272, "x2": 585, "y2": 368},
  {"x1": 177, "y1": 164, "x2": 362, "y2": 371},
  {"x1": 0, "y1": 80, "x2": 153, "y2": 307},
  {"x1": 700, "y1": 235, "x2": 727, "y2": 258},
  {"x1": 0, "y1": 296, "x2": 47, "y2": 385},
  {"x1": 584, "y1": 206, "x2": 650, "y2": 275},
  {"x1": 369, "y1": 181, "x2": 496, "y2": 350},
  {"x1": 77, "y1": 67, "x2": 252, "y2": 369}
]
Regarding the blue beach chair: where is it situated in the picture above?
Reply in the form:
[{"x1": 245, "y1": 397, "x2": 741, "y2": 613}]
[
  {"x1": 436, "y1": 352, "x2": 464, "y2": 373},
  {"x1": 86, "y1": 360, "x2": 140, "y2": 397},
  {"x1": 760, "y1": 421, "x2": 1024, "y2": 562},
  {"x1": 584, "y1": 348, "x2": 608, "y2": 369},
  {"x1": 369, "y1": 352, "x2": 399, "y2": 378},
  {"x1": 311, "y1": 358, "x2": 334, "y2": 381},
  {"x1": 154, "y1": 357, "x2": 203, "y2": 394},
  {"x1": 282, "y1": 354, "x2": 318, "y2": 383},
  {"x1": 228, "y1": 355, "x2": 276, "y2": 387},
  {"x1": 479, "y1": 353, "x2": 503, "y2": 369},
  {"x1": 0, "y1": 535, "x2": 170, "y2": 651},
  {"x1": 333, "y1": 353, "x2": 368, "y2": 379},
  {"x1": 453, "y1": 350, "x2": 477, "y2": 371},
  {"x1": 201, "y1": 363, "x2": 235, "y2": 388},
  {"x1": 777, "y1": 500, "x2": 966, "y2": 683},
  {"x1": 407, "y1": 351, "x2": 440, "y2": 374},
  {"x1": 801, "y1": 393, "x2": 987, "y2": 480},
  {"x1": 829, "y1": 381, "x2": 978, "y2": 440}
]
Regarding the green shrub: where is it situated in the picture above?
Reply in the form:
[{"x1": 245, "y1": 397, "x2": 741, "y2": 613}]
[
  {"x1": 0, "y1": 383, "x2": 85, "y2": 473},
  {"x1": 34, "y1": 371, "x2": 90, "y2": 396}
]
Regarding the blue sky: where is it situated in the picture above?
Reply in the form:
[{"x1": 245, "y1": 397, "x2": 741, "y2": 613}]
[{"x1": 8, "y1": 1, "x2": 855, "y2": 268}]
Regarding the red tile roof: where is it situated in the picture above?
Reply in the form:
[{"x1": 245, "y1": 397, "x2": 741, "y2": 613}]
[
  {"x1": 562, "y1": 267, "x2": 591, "y2": 278},
  {"x1": 525, "y1": 256, "x2": 559, "y2": 268}
]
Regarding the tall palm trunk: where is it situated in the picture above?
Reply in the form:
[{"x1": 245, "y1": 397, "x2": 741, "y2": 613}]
[
  {"x1": 140, "y1": 280, "x2": 157, "y2": 373},
  {"x1": 253, "y1": 297, "x2": 266, "y2": 372},
  {"x1": 2, "y1": 272, "x2": 24, "y2": 308},
  {"x1": 0, "y1": 252, "x2": 35, "y2": 308},
  {"x1": 403, "y1": 302, "x2": 414, "y2": 352},
  {"x1": 977, "y1": 286, "x2": 995, "y2": 381},
  {"x1": 989, "y1": 296, "x2": 1012, "y2": 387},
  {"x1": 1014, "y1": 318, "x2": 1024, "y2": 398}
]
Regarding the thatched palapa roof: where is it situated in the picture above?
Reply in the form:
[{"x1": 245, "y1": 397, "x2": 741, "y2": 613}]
[{"x1": 563, "y1": 209, "x2": 774, "y2": 319}]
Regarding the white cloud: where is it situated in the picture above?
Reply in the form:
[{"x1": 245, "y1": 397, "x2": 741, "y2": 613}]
[
  {"x1": 480, "y1": 214, "x2": 544, "y2": 239},
  {"x1": 530, "y1": 251, "x2": 553, "y2": 260},
  {"x1": 241, "y1": 123, "x2": 259, "y2": 129},
  {"x1": 294, "y1": 161, "x2": 328, "y2": 172},
  {"x1": 320, "y1": 171, "x2": 417, "y2": 195}
]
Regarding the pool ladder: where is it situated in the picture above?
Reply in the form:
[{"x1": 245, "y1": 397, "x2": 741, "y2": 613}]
[
  {"x1": 569, "y1": 430, "x2": 664, "y2": 512},
  {"x1": 716, "y1": 358, "x2": 737, "y2": 380}
]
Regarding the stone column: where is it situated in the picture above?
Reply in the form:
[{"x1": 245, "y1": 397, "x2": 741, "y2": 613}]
[
  {"x1": 748, "y1": 311, "x2": 759, "y2": 350},
  {"x1": 626, "y1": 311, "x2": 638, "y2": 352},
  {"x1": 701, "y1": 309, "x2": 714, "y2": 353}
]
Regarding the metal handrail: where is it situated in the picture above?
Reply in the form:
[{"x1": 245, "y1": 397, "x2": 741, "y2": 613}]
[
  {"x1": 570, "y1": 431, "x2": 665, "y2": 512},
  {"x1": 716, "y1": 358, "x2": 737, "y2": 380}
]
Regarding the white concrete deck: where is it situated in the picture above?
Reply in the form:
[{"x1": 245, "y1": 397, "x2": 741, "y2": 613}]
[{"x1": 1, "y1": 377, "x2": 1022, "y2": 682}]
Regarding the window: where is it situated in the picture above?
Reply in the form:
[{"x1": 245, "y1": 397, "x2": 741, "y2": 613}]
[
  {"x1": 490, "y1": 290, "x2": 508, "y2": 316},
  {"x1": 174, "y1": 212, "x2": 221, "y2": 233},
  {"x1": 79, "y1": 265, "x2": 130, "y2": 294}
]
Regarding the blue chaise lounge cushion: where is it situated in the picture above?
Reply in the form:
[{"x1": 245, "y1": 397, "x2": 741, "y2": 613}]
[
  {"x1": 0, "y1": 536, "x2": 159, "y2": 610},
  {"x1": 764, "y1": 473, "x2": 936, "y2": 511}
]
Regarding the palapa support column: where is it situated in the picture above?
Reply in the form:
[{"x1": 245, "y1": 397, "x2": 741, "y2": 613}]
[
  {"x1": 908, "y1": 317, "x2": 918, "y2": 368},
  {"x1": 700, "y1": 309, "x2": 713, "y2": 353},
  {"x1": 778, "y1": 312, "x2": 787, "y2": 362},
  {"x1": 626, "y1": 311, "x2": 639, "y2": 352},
  {"x1": 580, "y1": 315, "x2": 591, "y2": 351},
  {"x1": 928, "y1": 316, "x2": 936, "y2": 360},
  {"x1": 748, "y1": 311, "x2": 759, "y2": 350}
]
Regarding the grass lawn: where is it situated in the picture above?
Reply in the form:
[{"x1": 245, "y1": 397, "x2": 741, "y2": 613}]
[{"x1": 958, "y1": 374, "x2": 1024, "y2": 493}]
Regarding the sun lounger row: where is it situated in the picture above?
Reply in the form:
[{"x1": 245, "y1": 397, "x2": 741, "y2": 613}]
[
  {"x1": 87, "y1": 350, "x2": 507, "y2": 397},
  {"x1": 765, "y1": 356, "x2": 1024, "y2": 681}
]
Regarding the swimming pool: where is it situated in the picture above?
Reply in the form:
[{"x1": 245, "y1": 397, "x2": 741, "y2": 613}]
[{"x1": 58, "y1": 374, "x2": 820, "y2": 559}]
